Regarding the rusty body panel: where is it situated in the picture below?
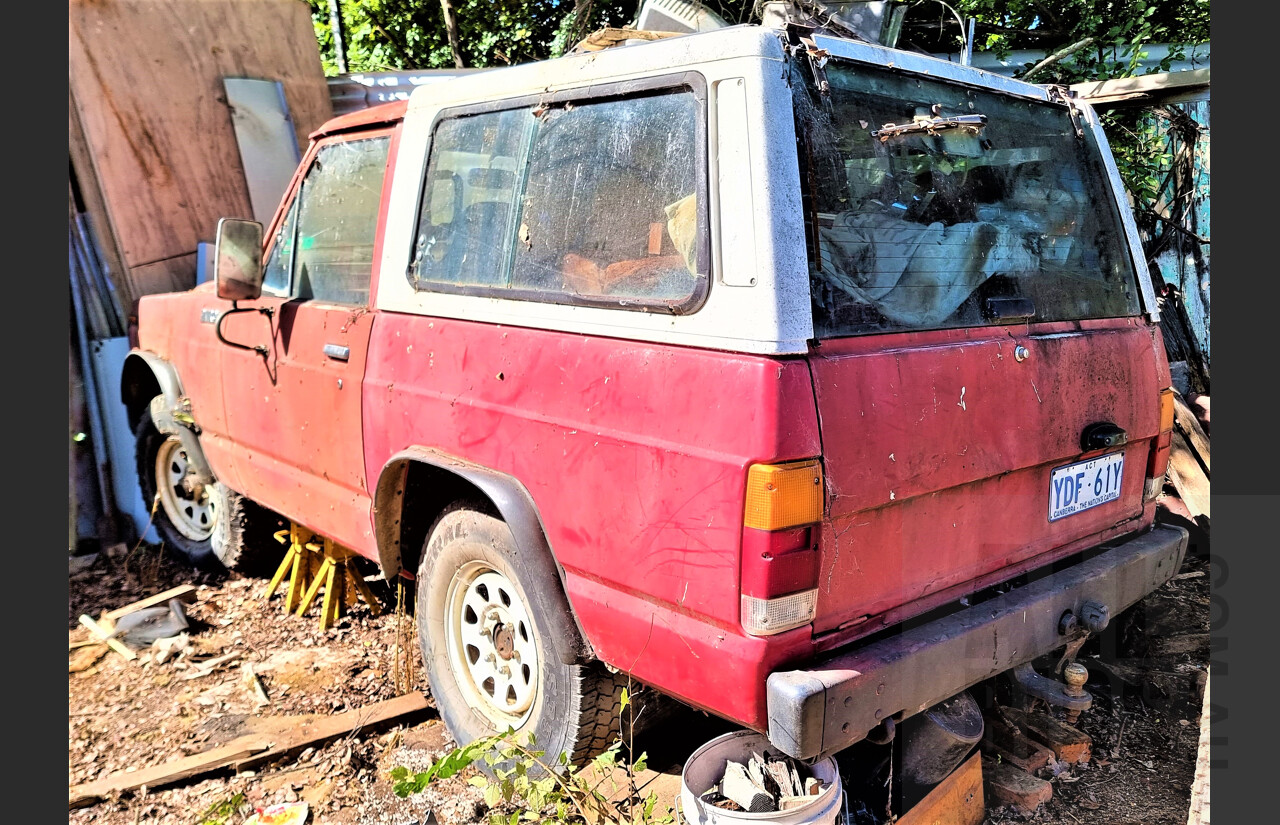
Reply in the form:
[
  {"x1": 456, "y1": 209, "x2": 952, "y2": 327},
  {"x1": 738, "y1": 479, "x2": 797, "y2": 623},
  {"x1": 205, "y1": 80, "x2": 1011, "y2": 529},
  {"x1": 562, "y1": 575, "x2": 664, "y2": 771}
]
[
  {"x1": 135, "y1": 285, "x2": 243, "y2": 494},
  {"x1": 361, "y1": 313, "x2": 823, "y2": 725},
  {"x1": 807, "y1": 317, "x2": 1166, "y2": 633},
  {"x1": 218, "y1": 299, "x2": 377, "y2": 554}
]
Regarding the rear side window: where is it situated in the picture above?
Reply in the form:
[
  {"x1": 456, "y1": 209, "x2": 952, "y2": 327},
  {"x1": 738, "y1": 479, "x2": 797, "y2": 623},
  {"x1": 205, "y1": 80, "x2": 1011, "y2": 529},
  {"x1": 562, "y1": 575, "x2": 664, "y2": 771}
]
[
  {"x1": 408, "y1": 85, "x2": 707, "y2": 313},
  {"x1": 410, "y1": 108, "x2": 530, "y2": 289},
  {"x1": 293, "y1": 136, "x2": 391, "y2": 305}
]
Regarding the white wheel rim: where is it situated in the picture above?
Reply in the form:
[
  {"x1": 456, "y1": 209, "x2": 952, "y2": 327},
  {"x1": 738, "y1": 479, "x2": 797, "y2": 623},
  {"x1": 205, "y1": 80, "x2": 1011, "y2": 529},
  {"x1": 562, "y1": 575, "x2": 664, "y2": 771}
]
[
  {"x1": 154, "y1": 437, "x2": 218, "y2": 541},
  {"x1": 444, "y1": 561, "x2": 539, "y2": 727}
]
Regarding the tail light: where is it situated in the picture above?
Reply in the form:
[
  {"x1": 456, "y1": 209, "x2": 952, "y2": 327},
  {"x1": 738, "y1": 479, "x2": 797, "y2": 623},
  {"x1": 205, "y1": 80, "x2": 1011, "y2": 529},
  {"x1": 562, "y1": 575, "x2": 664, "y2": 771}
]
[
  {"x1": 1144, "y1": 388, "x2": 1176, "y2": 501},
  {"x1": 740, "y1": 460, "x2": 823, "y2": 636}
]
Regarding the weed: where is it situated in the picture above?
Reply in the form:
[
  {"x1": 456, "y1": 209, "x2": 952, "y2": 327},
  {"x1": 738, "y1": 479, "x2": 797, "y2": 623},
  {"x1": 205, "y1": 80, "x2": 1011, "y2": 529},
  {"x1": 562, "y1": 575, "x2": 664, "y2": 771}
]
[
  {"x1": 391, "y1": 687, "x2": 675, "y2": 825},
  {"x1": 197, "y1": 791, "x2": 246, "y2": 825}
]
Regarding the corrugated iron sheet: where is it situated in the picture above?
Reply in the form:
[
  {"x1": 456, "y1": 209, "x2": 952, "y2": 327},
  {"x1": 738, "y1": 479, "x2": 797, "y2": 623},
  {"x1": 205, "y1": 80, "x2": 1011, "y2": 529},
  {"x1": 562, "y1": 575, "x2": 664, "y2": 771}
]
[{"x1": 328, "y1": 70, "x2": 483, "y2": 116}]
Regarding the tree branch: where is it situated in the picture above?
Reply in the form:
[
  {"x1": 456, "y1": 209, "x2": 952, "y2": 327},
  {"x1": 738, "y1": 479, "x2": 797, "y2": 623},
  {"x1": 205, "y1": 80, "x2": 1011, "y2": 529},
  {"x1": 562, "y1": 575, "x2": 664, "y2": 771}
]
[{"x1": 1021, "y1": 37, "x2": 1095, "y2": 81}]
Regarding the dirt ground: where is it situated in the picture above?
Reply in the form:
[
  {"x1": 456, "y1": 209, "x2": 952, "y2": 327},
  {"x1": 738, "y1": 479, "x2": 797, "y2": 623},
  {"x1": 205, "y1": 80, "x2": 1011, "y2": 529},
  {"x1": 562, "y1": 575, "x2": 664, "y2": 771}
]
[{"x1": 69, "y1": 515, "x2": 1209, "y2": 825}]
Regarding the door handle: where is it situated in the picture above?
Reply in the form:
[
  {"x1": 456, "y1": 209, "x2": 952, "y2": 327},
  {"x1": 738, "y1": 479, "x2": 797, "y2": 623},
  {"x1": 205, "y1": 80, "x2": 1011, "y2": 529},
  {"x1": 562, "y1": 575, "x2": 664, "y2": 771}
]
[
  {"x1": 1081, "y1": 422, "x2": 1127, "y2": 451},
  {"x1": 323, "y1": 343, "x2": 350, "y2": 362}
]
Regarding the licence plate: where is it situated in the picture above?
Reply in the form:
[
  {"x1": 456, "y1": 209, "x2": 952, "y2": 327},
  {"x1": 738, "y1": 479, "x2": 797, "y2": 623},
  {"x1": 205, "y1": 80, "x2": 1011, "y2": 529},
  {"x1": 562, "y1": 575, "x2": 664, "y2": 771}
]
[{"x1": 1048, "y1": 452, "x2": 1125, "y2": 521}]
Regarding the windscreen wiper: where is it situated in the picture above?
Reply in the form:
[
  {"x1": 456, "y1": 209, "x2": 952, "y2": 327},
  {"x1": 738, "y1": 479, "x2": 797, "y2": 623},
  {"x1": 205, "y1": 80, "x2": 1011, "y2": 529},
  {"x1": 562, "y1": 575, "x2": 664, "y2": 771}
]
[{"x1": 871, "y1": 114, "x2": 988, "y2": 141}]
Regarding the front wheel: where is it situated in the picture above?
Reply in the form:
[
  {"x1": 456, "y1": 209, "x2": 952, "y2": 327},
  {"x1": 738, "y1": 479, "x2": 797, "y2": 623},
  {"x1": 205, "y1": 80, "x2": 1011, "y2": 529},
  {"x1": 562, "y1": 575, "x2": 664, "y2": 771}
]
[
  {"x1": 417, "y1": 506, "x2": 625, "y2": 767},
  {"x1": 134, "y1": 401, "x2": 280, "y2": 571}
]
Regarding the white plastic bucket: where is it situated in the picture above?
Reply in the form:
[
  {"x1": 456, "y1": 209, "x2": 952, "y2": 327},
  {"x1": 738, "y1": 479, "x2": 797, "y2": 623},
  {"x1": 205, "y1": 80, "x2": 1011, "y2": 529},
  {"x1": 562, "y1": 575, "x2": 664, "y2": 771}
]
[{"x1": 679, "y1": 730, "x2": 843, "y2": 825}]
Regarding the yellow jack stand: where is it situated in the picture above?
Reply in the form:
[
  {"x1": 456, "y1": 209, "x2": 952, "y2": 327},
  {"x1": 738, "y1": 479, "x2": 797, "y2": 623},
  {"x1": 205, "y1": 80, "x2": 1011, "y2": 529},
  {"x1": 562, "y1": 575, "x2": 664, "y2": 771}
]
[
  {"x1": 263, "y1": 524, "x2": 319, "y2": 614},
  {"x1": 264, "y1": 525, "x2": 383, "y2": 630},
  {"x1": 294, "y1": 535, "x2": 383, "y2": 631}
]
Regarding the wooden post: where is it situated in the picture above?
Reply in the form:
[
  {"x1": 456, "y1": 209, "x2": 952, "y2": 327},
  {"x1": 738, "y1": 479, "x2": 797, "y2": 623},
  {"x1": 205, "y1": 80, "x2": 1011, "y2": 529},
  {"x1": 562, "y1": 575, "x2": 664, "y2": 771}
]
[{"x1": 327, "y1": 0, "x2": 348, "y2": 73}]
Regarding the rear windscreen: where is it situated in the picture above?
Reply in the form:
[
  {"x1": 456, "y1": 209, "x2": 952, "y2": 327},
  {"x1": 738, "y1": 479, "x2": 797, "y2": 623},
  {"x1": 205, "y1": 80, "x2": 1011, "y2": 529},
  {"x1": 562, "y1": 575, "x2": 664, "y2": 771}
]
[{"x1": 795, "y1": 61, "x2": 1142, "y2": 336}]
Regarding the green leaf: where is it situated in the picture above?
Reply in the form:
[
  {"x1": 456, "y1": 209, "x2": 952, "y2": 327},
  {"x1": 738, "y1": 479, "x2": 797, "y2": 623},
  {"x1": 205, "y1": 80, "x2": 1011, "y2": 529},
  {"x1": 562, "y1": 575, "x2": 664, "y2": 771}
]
[
  {"x1": 620, "y1": 687, "x2": 630, "y2": 712},
  {"x1": 484, "y1": 783, "x2": 503, "y2": 807},
  {"x1": 389, "y1": 766, "x2": 409, "y2": 781},
  {"x1": 469, "y1": 775, "x2": 491, "y2": 788}
]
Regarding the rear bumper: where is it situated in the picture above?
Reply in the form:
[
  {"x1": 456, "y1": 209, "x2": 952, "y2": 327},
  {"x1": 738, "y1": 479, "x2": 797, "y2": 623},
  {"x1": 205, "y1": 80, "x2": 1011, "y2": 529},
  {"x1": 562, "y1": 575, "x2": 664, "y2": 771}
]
[{"x1": 766, "y1": 524, "x2": 1188, "y2": 759}]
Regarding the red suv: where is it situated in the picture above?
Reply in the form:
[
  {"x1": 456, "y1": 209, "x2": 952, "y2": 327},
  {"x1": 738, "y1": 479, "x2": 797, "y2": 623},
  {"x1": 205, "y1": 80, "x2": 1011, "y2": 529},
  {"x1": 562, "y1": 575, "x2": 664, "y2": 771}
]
[{"x1": 123, "y1": 25, "x2": 1186, "y2": 764}]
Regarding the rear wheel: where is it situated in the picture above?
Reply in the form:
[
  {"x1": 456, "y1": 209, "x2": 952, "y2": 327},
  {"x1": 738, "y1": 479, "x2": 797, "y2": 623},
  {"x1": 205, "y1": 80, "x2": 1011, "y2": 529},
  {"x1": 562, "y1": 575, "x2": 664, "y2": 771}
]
[
  {"x1": 417, "y1": 506, "x2": 625, "y2": 767},
  {"x1": 134, "y1": 401, "x2": 281, "y2": 571}
]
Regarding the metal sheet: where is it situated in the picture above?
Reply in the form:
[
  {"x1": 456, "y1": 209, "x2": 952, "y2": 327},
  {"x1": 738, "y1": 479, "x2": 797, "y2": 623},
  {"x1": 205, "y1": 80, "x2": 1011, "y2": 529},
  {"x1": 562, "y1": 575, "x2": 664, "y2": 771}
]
[
  {"x1": 89, "y1": 336, "x2": 160, "y2": 543},
  {"x1": 327, "y1": 71, "x2": 479, "y2": 116},
  {"x1": 223, "y1": 77, "x2": 302, "y2": 224}
]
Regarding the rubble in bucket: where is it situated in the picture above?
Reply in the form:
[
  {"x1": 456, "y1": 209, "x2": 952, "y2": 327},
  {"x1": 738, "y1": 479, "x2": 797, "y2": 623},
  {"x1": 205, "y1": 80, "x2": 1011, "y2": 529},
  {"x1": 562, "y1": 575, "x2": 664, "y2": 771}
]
[{"x1": 700, "y1": 750, "x2": 827, "y2": 812}]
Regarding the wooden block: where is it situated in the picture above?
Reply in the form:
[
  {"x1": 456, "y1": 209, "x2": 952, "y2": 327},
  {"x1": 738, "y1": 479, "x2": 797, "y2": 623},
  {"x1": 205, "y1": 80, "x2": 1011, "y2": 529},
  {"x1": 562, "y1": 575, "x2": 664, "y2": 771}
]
[
  {"x1": 982, "y1": 711, "x2": 1056, "y2": 773},
  {"x1": 104, "y1": 585, "x2": 198, "y2": 621},
  {"x1": 982, "y1": 756, "x2": 1051, "y2": 816},
  {"x1": 1002, "y1": 708, "x2": 1092, "y2": 765},
  {"x1": 69, "y1": 644, "x2": 109, "y2": 673},
  {"x1": 899, "y1": 753, "x2": 984, "y2": 825}
]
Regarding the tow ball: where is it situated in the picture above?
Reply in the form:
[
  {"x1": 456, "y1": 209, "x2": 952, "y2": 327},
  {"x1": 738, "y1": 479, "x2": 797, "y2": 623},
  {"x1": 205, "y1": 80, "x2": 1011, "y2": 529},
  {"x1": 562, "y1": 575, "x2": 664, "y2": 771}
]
[{"x1": 1010, "y1": 599, "x2": 1110, "y2": 723}]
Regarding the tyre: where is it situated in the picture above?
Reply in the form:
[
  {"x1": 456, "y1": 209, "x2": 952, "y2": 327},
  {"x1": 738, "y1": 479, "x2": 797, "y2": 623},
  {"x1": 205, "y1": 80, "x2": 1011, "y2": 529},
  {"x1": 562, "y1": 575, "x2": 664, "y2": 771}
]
[
  {"x1": 417, "y1": 505, "x2": 625, "y2": 768},
  {"x1": 134, "y1": 400, "x2": 281, "y2": 571}
]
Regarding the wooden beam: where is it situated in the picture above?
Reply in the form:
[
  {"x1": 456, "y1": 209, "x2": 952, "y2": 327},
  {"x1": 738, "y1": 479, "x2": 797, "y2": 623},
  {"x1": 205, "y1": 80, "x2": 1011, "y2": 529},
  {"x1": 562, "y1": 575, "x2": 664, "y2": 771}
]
[
  {"x1": 103, "y1": 585, "x2": 199, "y2": 622},
  {"x1": 69, "y1": 691, "x2": 432, "y2": 808},
  {"x1": 899, "y1": 752, "x2": 984, "y2": 825},
  {"x1": 70, "y1": 741, "x2": 273, "y2": 808},
  {"x1": 574, "y1": 27, "x2": 683, "y2": 52},
  {"x1": 1070, "y1": 67, "x2": 1210, "y2": 107},
  {"x1": 68, "y1": 91, "x2": 134, "y2": 311}
]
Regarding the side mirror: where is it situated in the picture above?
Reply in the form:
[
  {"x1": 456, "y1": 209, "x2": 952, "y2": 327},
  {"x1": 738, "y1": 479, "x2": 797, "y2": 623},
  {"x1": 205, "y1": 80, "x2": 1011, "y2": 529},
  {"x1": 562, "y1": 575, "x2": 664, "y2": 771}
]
[{"x1": 214, "y1": 218, "x2": 264, "y2": 302}]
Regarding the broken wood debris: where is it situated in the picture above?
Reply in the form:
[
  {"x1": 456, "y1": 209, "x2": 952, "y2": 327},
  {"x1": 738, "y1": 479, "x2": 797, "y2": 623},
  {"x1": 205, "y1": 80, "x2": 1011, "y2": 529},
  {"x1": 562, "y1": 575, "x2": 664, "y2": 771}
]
[
  {"x1": 243, "y1": 662, "x2": 271, "y2": 706},
  {"x1": 701, "y1": 750, "x2": 826, "y2": 813},
  {"x1": 180, "y1": 650, "x2": 242, "y2": 680},
  {"x1": 77, "y1": 614, "x2": 136, "y2": 662}
]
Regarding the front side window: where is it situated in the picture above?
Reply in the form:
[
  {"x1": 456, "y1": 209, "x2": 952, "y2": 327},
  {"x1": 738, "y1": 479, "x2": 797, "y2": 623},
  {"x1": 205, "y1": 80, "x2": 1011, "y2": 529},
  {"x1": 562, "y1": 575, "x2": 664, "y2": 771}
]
[
  {"x1": 292, "y1": 136, "x2": 391, "y2": 305},
  {"x1": 795, "y1": 61, "x2": 1141, "y2": 336},
  {"x1": 409, "y1": 86, "x2": 706, "y2": 312},
  {"x1": 262, "y1": 197, "x2": 298, "y2": 294}
]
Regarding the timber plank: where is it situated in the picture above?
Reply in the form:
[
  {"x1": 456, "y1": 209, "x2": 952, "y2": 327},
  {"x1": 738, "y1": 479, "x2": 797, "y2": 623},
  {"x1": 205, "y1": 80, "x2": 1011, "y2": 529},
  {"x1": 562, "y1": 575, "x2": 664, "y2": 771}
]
[
  {"x1": 1001, "y1": 708, "x2": 1092, "y2": 765},
  {"x1": 128, "y1": 254, "x2": 199, "y2": 296},
  {"x1": 69, "y1": 94, "x2": 134, "y2": 310},
  {"x1": 899, "y1": 753, "x2": 984, "y2": 825},
  {"x1": 1168, "y1": 430, "x2": 1210, "y2": 519},
  {"x1": 68, "y1": 691, "x2": 431, "y2": 808},
  {"x1": 1173, "y1": 395, "x2": 1211, "y2": 476},
  {"x1": 104, "y1": 585, "x2": 198, "y2": 622},
  {"x1": 69, "y1": 740, "x2": 273, "y2": 808}
]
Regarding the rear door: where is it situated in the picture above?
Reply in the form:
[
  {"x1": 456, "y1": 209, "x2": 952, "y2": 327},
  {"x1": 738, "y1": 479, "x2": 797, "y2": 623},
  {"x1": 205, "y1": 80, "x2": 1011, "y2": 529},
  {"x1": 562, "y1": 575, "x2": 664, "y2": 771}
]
[
  {"x1": 790, "y1": 57, "x2": 1166, "y2": 634},
  {"x1": 807, "y1": 321, "x2": 1164, "y2": 633}
]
